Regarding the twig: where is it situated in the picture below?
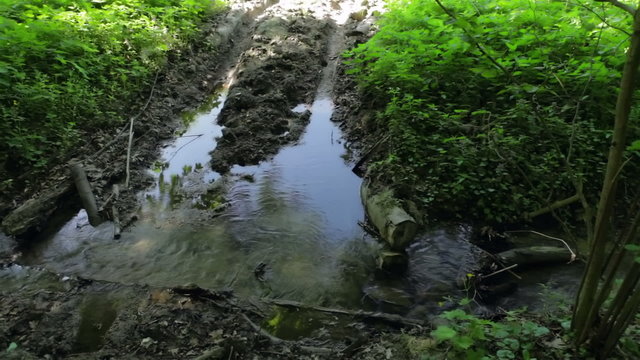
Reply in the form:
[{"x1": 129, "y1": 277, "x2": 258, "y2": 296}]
[
  {"x1": 125, "y1": 115, "x2": 135, "y2": 188},
  {"x1": 575, "y1": 0, "x2": 631, "y2": 36},
  {"x1": 91, "y1": 123, "x2": 130, "y2": 159},
  {"x1": 480, "y1": 264, "x2": 518, "y2": 280},
  {"x1": 352, "y1": 134, "x2": 389, "y2": 176},
  {"x1": 358, "y1": 220, "x2": 380, "y2": 238},
  {"x1": 434, "y1": 0, "x2": 510, "y2": 78},
  {"x1": 240, "y1": 314, "x2": 334, "y2": 354},
  {"x1": 125, "y1": 71, "x2": 160, "y2": 188},
  {"x1": 526, "y1": 194, "x2": 580, "y2": 219},
  {"x1": 166, "y1": 134, "x2": 204, "y2": 164},
  {"x1": 506, "y1": 230, "x2": 577, "y2": 263},
  {"x1": 93, "y1": 71, "x2": 161, "y2": 160},
  {"x1": 480, "y1": 250, "x2": 523, "y2": 280},
  {"x1": 111, "y1": 184, "x2": 121, "y2": 239},
  {"x1": 98, "y1": 192, "x2": 115, "y2": 213}
]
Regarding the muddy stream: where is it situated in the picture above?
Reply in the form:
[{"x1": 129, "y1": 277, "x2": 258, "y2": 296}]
[{"x1": 3, "y1": 0, "x2": 581, "y2": 346}]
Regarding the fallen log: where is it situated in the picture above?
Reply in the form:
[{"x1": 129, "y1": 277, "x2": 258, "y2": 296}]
[
  {"x1": 496, "y1": 246, "x2": 574, "y2": 266},
  {"x1": 70, "y1": 163, "x2": 102, "y2": 227},
  {"x1": 1, "y1": 182, "x2": 73, "y2": 238},
  {"x1": 361, "y1": 181, "x2": 417, "y2": 250},
  {"x1": 525, "y1": 194, "x2": 580, "y2": 220},
  {"x1": 264, "y1": 298, "x2": 424, "y2": 327}
]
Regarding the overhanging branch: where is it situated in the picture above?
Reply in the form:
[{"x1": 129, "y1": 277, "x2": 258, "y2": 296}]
[{"x1": 596, "y1": 0, "x2": 637, "y2": 15}]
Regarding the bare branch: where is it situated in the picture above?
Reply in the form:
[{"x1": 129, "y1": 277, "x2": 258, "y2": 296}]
[
  {"x1": 434, "y1": 0, "x2": 511, "y2": 78},
  {"x1": 596, "y1": 0, "x2": 637, "y2": 15},
  {"x1": 576, "y1": 0, "x2": 631, "y2": 36}
]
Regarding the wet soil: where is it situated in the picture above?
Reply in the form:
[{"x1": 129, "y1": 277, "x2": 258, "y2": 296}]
[
  {"x1": 0, "y1": 263, "x2": 434, "y2": 360},
  {"x1": 211, "y1": 12, "x2": 332, "y2": 173}
]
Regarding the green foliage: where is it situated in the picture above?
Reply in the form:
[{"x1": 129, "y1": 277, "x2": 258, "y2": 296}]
[
  {"x1": 0, "y1": 0, "x2": 222, "y2": 174},
  {"x1": 398, "y1": 297, "x2": 640, "y2": 359},
  {"x1": 345, "y1": 0, "x2": 637, "y2": 222},
  {"x1": 426, "y1": 307, "x2": 560, "y2": 360}
]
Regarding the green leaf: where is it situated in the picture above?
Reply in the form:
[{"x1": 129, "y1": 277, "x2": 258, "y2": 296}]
[
  {"x1": 497, "y1": 349, "x2": 516, "y2": 359},
  {"x1": 6, "y1": 342, "x2": 17, "y2": 352},
  {"x1": 625, "y1": 244, "x2": 640, "y2": 252},
  {"x1": 453, "y1": 335, "x2": 474, "y2": 349},
  {"x1": 432, "y1": 326, "x2": 457, "y2": 341},
  {"x1": 626, "y1": 140, "x2": 640, "y2": 151},
  {"x1": 532, "y1": 325, "x2": 550, "y2": 337},
  {"x1": 442, "y1": 309, "x2": 468, "y2": 320}
]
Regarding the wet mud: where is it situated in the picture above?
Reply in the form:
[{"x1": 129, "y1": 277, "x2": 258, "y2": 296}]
[{"x1": 211, "y1": 13, "x2": 332, "y2": 172}]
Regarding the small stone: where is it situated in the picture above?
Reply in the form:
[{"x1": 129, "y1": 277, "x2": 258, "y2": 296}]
[{"x1": 140, "y1": 337, "x2": 155, "y2": 348}]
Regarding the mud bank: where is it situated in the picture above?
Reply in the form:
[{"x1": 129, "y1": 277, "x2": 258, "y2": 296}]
[
  {"x1": 211, "y1": 12, "x2": 332, "y2": 172},
  {"x1": 1, "y1": 2, "x2": 266, "y2": 239},
  {"x1": 0, "y1": 264, "x2": 418, "y2": 360}
]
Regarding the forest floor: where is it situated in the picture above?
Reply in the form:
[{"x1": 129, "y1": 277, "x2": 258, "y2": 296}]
[{"x1": 0, "y1": 1, "x2": 430, "y2": 359}]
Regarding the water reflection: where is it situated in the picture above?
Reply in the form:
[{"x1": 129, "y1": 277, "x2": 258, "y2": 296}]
[{"x1": 20, "y1": 93, "x2": 377, "y2": 307}]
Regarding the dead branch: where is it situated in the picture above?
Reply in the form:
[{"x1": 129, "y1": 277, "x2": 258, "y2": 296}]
[
  {"x1": 526, "y1": 194, "x2": 580, "y2": 219},
  {"x1": 240, "y1": 314, "x2": 334, "y2": 354},
  {"x1": 263, "y1": 298, "x2": 424, "y2": 327}
]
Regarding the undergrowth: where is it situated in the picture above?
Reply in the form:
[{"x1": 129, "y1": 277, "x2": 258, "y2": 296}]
[
  {"x1": 0, "y1": 0, "x2": 224, "y2": 182},
  {"x1": 346, "y1": 0, "x2": 640, "y2": 223},
  {"x1": 396, "y1": 297, "x2": 640, "y2": 359}
]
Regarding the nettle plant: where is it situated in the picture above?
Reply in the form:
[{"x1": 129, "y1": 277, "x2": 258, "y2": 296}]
[
  {"x1": 345, "y1": 0, "x2": 635, "y2": 223},
  {"x1": 429, "y1": 306, "x2": 555, "y2": 360}
]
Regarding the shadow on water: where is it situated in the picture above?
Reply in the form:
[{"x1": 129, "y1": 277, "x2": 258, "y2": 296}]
[{"x1": 72, "y1": 295, "x2": 118, "y2": 353}]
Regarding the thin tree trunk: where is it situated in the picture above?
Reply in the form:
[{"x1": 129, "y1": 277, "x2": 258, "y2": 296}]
[{"x1": 572, "y1": 10, "x2": 640, "y2": 344}]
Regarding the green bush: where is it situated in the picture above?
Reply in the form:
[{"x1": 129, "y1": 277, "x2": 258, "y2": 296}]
[
  {"x1": 0, "y1": 0, "x2": 222, "y2": 174},
  {"x1": 346, "y1": 0, "x2": 637, "y2": 222}
]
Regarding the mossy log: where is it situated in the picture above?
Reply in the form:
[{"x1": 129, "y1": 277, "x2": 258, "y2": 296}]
[
  {"x1": 361, "y1": 181, "x2": 417, "y2": 250},
  {"x1": 496, "y1": 246, "x2": 573, "y2": 266},
  {"x1": 1, "y1": 182, "x2": 73, "y2": 238}
]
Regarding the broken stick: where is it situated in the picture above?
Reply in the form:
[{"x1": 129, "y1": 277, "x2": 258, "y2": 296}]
[
  {"x1": 111, "y1": 184, "x2": 121, "y2": 239},
  {"x1": 69, "y1": 163, "x2": 101, "y2": 227}
]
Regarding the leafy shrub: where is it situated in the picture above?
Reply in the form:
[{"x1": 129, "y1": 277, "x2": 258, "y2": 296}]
[
  {"x1": 0, "y1": 0, "x2": 222, "y2": 174},
  {"x1": 346, "y1": 0, "x2": 637, "y2": 222},
  {"x1": 439, "y1": 309, "x2": 554, "y2": 358}
]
